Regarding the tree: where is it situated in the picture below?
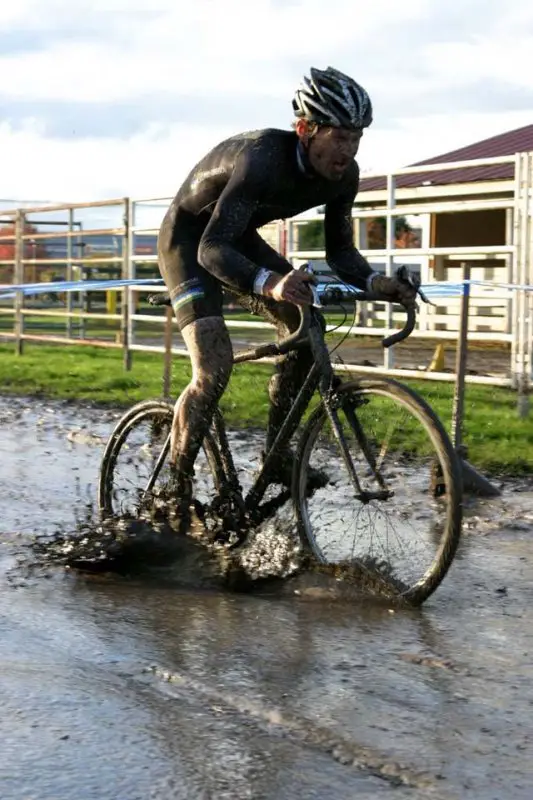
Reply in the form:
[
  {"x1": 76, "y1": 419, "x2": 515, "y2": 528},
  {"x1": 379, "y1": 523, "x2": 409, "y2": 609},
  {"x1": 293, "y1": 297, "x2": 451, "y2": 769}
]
[
  {"x1": 298, "y1": 220, "x2": 325, "y2": 250},
  {"x1": 296, "y1": 215, "x2": 421, "y2": 253}
]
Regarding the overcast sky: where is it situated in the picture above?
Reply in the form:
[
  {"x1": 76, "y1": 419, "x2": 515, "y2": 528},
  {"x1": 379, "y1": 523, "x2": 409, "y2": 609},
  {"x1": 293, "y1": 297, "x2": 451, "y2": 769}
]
[{"x1": 2, "y1": 0, "x2": 533, "y2": 204}]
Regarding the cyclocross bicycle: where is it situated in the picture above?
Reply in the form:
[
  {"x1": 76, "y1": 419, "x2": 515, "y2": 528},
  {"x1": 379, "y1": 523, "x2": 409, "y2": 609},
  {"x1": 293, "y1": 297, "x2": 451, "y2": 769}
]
[{"x1": 98, "y1": 275, "x2": 462, "y2": 605}]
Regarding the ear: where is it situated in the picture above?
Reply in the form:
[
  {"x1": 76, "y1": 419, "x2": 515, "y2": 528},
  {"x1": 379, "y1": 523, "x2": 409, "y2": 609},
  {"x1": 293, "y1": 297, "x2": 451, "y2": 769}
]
[{"x1": 295, "y1": 118, "x2": 310, "y2": 141}]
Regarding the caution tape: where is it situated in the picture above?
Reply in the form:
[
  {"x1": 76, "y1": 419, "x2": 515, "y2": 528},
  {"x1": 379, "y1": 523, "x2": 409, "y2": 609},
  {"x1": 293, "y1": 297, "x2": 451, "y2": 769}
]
[
  {"x1": 0, "y1": 277, "x2": 164, "y2": 300},
  {"x1": 0, "y1": 276, "x2": 532, "y2": 303}
]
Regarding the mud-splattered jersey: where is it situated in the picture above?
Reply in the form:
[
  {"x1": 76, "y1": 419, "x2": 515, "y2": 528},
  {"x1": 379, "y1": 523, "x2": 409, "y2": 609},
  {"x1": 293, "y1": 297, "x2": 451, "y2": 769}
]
[{"x1": 161, "y1": 128, "x2": 373, "y2": 294}]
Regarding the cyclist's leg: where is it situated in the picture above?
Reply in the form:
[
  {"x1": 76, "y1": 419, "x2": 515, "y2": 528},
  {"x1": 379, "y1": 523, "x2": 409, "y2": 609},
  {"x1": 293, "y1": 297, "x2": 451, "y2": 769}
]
[
  {"x1": 173, "y1": 317, "x2": 233, "y2": 477},
  {"x1": 158, "y1": 227, "x2": 232, "y2": 501},
  {"x1": 261, "y1": 299, "x2": 317, "y2": 447},
  {"x1": 234, "y1": 232, "x2": 323, "y2": 479}
]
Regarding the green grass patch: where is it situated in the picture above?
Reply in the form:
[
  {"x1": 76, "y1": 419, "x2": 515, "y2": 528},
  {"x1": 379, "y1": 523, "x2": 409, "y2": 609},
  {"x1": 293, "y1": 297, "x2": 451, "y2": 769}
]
[{"x1": 0, "y1": 341, "x2": 530, "y2": 475}]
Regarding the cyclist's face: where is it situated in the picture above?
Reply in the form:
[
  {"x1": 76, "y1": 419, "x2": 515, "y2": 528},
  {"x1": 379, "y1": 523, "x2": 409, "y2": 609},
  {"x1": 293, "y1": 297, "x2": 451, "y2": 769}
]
[{"x1": 307, "y1": 126, "x2": 363, "y2": 181}]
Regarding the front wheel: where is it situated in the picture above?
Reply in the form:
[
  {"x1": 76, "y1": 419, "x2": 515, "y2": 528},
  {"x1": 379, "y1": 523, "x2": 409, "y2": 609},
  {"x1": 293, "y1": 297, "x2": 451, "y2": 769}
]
[{"x1": 293, "y1": 378, "x2": 463, "y2": 605}]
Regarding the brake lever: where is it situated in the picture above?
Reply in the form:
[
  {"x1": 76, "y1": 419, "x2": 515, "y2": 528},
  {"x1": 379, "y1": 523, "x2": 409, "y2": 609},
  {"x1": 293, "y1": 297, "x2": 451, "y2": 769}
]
[{"x1": 396, "y1": 265, "x2": 433, "y2": 306}]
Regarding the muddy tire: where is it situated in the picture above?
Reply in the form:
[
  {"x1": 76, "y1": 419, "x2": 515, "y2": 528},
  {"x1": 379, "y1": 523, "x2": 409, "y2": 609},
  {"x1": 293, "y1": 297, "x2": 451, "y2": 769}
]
[
  {"x1": 292, "y1": 378, "x2": 463, "y2": 606},
  {"x1": 98, "y1": 400, "x2": 224, "y2": 518}
]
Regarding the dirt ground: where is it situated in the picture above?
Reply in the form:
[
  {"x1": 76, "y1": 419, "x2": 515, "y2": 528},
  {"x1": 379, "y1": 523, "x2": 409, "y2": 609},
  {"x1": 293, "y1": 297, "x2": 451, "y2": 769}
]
[{"x1": 1, "y1": 396, "x2": 533, "y2": 799}]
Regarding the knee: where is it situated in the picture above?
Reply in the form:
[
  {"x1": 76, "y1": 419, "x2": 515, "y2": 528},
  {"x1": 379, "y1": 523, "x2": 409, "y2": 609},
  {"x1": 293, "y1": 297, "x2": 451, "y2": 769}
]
[
  {"x1": 273, "y1": 301, "x2": 301, "y2": 335},
  {"x1": 193, "y1": 358, "x2": 233, "y2": 400},
  {"x1": 274, "y1": 303, "x2": 324, "y2": 336},
  {"x1": 268, "y1": 369, "x2": 282, "y2": 397},
  {"x1": 269, "y1": 349, "x2": 307, "y2": 395}
]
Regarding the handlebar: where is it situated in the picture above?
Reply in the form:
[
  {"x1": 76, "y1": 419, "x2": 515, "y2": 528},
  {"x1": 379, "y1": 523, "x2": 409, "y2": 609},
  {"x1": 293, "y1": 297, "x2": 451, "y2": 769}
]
[
  {"x1": 318, "y1": 285, "x2": 416, "y2": 347},
  {"x1": 148, "y1": 283, "x2": 417, "y2": 362},
  {"x1": 234, "y1": 287, "x2": 415, "y2": 362},
  {"x1": 232, "y1": 306, "x2": 311, "y2": 363}
]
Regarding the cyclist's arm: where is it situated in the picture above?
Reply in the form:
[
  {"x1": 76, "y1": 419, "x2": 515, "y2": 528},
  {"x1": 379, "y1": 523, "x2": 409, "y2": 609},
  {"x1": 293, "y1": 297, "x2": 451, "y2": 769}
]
[
  {"x1": 323, "y1": 168, "x2": 374, "y2": 290},
  {"x1": 239, "y1": 229, "x2": 293, "y2": 275},
  {"x1": 198, "y1": 155, "x2": 278, "y2": 295},
  {"x1": 223, "y1": 229, "x2": 313, "y2": 304}
]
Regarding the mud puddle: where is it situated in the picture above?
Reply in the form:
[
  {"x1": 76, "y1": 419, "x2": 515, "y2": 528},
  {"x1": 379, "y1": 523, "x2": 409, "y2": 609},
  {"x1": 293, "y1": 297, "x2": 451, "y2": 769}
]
[{"x1": 1, "y1": 395, "x2": 533, "y2": 799}]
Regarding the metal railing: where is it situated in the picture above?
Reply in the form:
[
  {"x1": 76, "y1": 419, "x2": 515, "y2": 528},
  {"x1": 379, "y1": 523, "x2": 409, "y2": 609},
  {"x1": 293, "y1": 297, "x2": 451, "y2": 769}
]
[
  {"x1": 0, "y1": 152, "x2": 531, "y2": 405},
  {"x1": 0, "y1": 197, "x2": 129, "y2": 358}
]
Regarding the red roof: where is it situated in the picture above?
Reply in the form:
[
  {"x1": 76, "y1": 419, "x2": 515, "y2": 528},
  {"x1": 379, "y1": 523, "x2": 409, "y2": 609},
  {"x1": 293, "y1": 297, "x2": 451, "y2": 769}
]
[{"x1": 359, "y1": 123, "x2": 533, "y2": 192}]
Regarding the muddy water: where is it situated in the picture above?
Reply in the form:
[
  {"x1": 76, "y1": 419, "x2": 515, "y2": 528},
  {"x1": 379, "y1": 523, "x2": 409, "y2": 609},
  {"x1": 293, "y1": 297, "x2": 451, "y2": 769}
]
[{"x1": 1, "y1": 396, "x2": 533, "y2": 800}]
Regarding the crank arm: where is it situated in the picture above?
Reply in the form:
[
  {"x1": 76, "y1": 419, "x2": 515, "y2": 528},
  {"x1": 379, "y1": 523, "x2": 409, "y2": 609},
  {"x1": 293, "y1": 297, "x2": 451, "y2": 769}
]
[{"x1": 355, "y1": 489, "x2": 395, "y2": 503}]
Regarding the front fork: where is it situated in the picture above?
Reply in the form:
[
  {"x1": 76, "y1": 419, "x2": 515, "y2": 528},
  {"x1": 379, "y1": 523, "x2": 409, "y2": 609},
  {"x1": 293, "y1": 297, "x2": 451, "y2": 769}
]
[{"x1": 310, "y1": 326, "x2": 392, "y2": 503}]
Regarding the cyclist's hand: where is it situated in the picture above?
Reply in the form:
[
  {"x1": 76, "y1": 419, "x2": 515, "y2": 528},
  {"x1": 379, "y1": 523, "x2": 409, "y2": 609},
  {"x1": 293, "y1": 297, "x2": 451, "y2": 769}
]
[
  {"x1": 370, "y1": 271, "x2": 418, "y2": 307},
  {"x1": 265, "y1": 270, "x2": 315, "y2": 306}
]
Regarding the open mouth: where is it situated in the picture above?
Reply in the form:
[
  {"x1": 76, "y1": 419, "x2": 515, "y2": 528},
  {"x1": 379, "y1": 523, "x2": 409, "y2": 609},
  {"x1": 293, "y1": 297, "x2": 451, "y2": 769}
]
[{"x1": 333, "y1": 160, "x2": 350, "y2": 171}]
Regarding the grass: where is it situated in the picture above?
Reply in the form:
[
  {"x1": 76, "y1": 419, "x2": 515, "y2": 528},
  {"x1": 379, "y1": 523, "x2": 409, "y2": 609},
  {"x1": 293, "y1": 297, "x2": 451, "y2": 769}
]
[{"x1": 0, "y1": 341, "x2": 531, "y2": 476}]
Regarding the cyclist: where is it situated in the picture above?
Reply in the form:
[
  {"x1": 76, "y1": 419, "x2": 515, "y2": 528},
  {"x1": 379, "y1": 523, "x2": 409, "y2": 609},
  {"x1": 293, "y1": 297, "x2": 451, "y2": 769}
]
[{"x1": 157, "y1": 66, "x2": 417, "y2": 526}]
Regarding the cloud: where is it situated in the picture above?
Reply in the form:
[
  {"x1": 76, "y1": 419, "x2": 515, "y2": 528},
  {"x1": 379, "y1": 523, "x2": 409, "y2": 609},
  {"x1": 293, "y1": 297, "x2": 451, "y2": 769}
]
[
  {"x1": 2, "y1": 92, "x2": 289, "y2": 139},
  {"x1": 1, "y1": 0, "x2": 533, "y2": 203},
  {"x1": 0, "y1": 0, "x2": 429, "y2": 104},
  {"x1": 362, "y1": 109, "x2": 533, "y2": 173},
  {"x1": 0, "y1": 118, "x2": 238, "y2": 204}
]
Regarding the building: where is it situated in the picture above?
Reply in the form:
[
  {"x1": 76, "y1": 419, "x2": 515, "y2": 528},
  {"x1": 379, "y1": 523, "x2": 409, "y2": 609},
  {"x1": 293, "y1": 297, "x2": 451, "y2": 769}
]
[
  {"x1": 357, "y1": 123, "x2": 533, "y2": 285},
  {"x1": 285, "y1": 124, "x2": 533, "y2": 335}
]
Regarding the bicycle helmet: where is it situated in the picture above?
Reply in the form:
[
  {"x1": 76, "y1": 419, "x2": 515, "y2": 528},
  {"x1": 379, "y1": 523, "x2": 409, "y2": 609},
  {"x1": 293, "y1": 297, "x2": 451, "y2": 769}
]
[{"x1": 292, "y1": 66, "x2": 373, "y2": 130}]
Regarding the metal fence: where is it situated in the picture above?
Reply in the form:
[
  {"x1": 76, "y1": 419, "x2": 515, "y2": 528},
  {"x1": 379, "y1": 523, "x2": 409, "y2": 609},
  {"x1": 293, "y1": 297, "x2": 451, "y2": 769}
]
[
  {"x1": 0, "y1": 198, "x2": 130, "y2": 358},
  {"x1": 0, "y1": 152, "x2": 532, "y2": 398}
]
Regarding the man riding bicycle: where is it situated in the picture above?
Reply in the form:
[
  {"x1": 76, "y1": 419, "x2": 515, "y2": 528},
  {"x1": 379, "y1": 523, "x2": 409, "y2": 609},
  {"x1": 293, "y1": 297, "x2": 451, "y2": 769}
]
[{"x1": 157, "y1": 66, "x2": 417, "y2": 528}]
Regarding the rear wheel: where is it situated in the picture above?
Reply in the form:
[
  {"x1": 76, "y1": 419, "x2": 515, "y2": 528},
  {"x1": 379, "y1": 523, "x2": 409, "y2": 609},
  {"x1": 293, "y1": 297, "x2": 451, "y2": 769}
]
[
  {"x1": 98, "y1": 400, "x2": 225, "y2": 529},
  {"x1": 293, "y1": 378, "x2": 463, "y2": 605}
]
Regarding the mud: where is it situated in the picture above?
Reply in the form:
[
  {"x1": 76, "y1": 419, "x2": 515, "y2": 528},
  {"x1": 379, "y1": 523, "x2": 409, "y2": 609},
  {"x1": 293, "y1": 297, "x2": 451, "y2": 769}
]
[{"x1": 1, "y1": 395, "x2": 533, "y2": 799}]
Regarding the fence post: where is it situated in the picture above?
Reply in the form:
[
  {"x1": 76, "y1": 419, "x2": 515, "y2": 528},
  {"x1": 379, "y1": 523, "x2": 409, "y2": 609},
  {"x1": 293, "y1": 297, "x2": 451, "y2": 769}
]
[
  {"x1": 516, "y1": 284, "x2": 531, "y2": 420},
  {"x1": 451, "y1": 264, "x2": 470, "y2": 451},
  {"x1": 452, "y1": 262, "x2": 500, "y2": 496},
  {"x1": 516, "y1": 153, "x2": 533, "y2": 419},
  {"x1": 14, "y1": 210, "x2": 24, "y2": 356},
  {"x1": 122, "y1": 197, "x2": 132, "y2": 371},
  {"x1": 383, "y1": 175, "x2": 395, "y2": 371},
  {"x1": 66, "y1": 208, "x2": 74, "y2": 339}
]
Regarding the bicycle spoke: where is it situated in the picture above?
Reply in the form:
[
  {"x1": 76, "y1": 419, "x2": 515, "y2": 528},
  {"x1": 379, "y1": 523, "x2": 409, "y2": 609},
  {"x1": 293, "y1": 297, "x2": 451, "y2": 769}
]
[{"x1": 143, "y1": 433, "x2": 171, "y2": 495}]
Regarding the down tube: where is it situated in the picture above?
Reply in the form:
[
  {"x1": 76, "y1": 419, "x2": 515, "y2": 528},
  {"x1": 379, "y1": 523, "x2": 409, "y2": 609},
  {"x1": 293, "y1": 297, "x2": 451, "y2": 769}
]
[{"x1": 244, "y1": 362, "x2": 320, "y2": 509}]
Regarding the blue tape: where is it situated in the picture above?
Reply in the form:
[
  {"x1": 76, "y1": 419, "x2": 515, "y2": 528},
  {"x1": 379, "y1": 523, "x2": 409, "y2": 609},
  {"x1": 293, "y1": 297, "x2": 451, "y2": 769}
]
[
  {"x1": 0, "y1": 277, "x2": 164, "y2": 300},
  {"x1": 0, "y1": 276, "x2": 532, "y2": 303}
]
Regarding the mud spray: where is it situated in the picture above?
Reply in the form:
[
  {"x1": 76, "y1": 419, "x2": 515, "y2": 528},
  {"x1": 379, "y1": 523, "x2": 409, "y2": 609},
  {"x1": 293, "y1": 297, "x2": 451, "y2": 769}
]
[{"x1": 20, "y1": 494, "x2": 410, "y2": 607}]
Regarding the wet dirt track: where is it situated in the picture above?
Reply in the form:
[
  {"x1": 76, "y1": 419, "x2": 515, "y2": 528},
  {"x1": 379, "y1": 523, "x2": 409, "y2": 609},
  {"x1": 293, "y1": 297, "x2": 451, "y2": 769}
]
[{"x1": 1, "y1": 396, "x2": 532, "y2": 800}]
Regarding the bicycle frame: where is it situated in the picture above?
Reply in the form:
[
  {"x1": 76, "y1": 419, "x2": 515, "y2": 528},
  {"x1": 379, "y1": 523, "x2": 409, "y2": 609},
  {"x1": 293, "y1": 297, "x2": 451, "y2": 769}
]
[
  {"x1": 140, "y1": 286, "x2": 416, "y2": 516},
  {"x1": 208, "y1": 305, "x2": 371, "y2": 515}
]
